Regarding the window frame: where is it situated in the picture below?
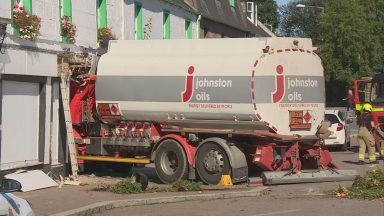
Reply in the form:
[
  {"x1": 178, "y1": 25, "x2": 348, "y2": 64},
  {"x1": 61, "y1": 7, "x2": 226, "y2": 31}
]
[
  {"x1": 229, "y1": 0, "x2": 236, "y2": 7},
  {"x1": 97, "y1": 0, "x2": 107, "y2": 29},
  {"x1": 11, "y1": 0, "x2": 32, "y2": 36},
  {"x1": 59, "y1": 0, "x2": 73, "y2": 43},
  {"x1": 185, "y1": 19, "x2": 192, "y2": 39},
  {"x1": 134, "y1": 2, "x2": 142, "y2": 40},
  {"x1": 163, "y1": 10, "x2": 170, "y2": 40}
]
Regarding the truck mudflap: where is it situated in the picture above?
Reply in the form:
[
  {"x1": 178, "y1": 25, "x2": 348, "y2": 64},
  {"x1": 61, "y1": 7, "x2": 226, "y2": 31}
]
[{"x1": 261, "y1": 169, "x2": 359, "y2": 185}]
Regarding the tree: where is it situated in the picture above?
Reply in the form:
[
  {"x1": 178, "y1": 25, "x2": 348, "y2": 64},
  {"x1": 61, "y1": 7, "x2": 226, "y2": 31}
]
[
  {"x1": 317, "y1": 0, "x2": 383, "y2": 83},
  {"x1": 257, "y1": 0, "x2": 279, "y2": 32},
  {"x1": 278, "y1": 0, "x2": 325, "y2": 42},
  {"x1": 361, "y1": 0, "x2": 384, "y2": 71}
]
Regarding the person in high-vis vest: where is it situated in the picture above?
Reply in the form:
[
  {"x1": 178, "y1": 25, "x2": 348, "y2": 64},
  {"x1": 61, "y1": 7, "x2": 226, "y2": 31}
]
[{"x1": 357, "y1": 104, "x2": 378, "y2": 165}]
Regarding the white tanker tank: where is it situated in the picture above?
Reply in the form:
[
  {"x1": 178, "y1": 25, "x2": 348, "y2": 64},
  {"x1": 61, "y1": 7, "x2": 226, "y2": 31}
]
[{"x1": 96, "y1": 38, "x2": 325, "y2": 136}]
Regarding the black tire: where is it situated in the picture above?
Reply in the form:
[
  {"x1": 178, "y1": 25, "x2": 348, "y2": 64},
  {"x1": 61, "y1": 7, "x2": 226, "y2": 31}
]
[
  {"x1": 196, "y1": 142, "x2": 231, "y2": 185},
  {"x1": 132, "y1": 172, "x2": 149, "y2": 191},
  {"x1": 154, "y1": 139, "x2": 188, "y2": 184}
]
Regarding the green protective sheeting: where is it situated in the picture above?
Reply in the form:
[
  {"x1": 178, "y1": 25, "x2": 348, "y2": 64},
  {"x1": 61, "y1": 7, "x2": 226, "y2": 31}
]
[
  {"x1": 185, "y1": 20, "x2": 192, "y2": 39},
  {"x1": 60, "y1": 0, "x2": 72, "y2": 43},
  {"x1": 61, "y1": 0, "x2": 72, "y2": 19},
  {"x1": 97, "y1": 0, "x2": 107, "y2": 28},
  {"x1": 135, "y1": 3, "x2": 142, "y2": 40},
  {"x1": 163, "y1": 11, "x2": 170, "y2": 39},
  {"x1": 22, "y1": 0, "x2": 32, "y2": 13}
]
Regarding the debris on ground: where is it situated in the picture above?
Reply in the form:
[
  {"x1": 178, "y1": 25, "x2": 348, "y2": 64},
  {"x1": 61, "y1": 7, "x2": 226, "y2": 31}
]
[
  {"x1": 5, "y1": 170, "x2": 58, "y2": 192},
  {"x1": 332, "y1": 167, "x2": 384, "y2": 200}
]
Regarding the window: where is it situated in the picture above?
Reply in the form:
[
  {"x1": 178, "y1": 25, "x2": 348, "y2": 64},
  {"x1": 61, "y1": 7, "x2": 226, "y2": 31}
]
[
  {"x1": 325, "y1": 114, "x2": 340, "y2": 125},
  {"x1": 337, "y1": 111, "x2": 345, "y2": 121},
  {"x1": 203, "y1": 28, "x2": 208, "y2": 38},
  {"x1": 11, "y1": 0, "x2": 32, "y2": 13},
  {"x1": 229, "y1": 0, "x2": 236, "y2": 7},
  {"x1": 11, "y1": 0, "x2": 32, "y2": 35},
  {"x1": 59, "y1": 0, "x2": 72, "y2": 43},
  {"x1": 135, "y1": 3, "x2": 142, "y2": 40},
  {"x1": 97, "y1": 0, "x2": 107, "y2": 29},
  {"x1": 163, "y1": 11, "x2": 170, "y2": 39},
  {"x1": 185, "y1": 20, "x2": 192, "y2": 39},
  {"x1": 246, "y1": 1, "x2": 254, "y2": 20}
]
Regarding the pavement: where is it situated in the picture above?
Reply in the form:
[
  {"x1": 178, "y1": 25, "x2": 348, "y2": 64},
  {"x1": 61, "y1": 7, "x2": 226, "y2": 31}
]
[{"x1": 14, "y1": 175, "x2": 267, "y2": 216}]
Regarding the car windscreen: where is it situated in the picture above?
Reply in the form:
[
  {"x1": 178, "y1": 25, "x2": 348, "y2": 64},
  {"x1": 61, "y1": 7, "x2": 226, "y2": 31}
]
[{"x1": 325, "y1": 114, "x2": 340, "y2": 124}]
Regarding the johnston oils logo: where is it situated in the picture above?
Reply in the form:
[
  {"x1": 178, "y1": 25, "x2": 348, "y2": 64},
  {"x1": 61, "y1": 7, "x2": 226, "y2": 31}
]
[
  {"x1": 270, "y1": 65, "x2": 320, "y2": 104},
  {"x1": 181, "y1": 66, "x2": 233, "y2": 103}
]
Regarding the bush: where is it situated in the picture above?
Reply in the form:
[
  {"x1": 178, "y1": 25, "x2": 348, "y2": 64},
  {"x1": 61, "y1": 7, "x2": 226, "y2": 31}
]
[
  {"x1": 107, "y1": 177, "x2": 143, "y2": 194},
  {"x1": 334, "y1": 168, "x2": 384, "y2": 200}
]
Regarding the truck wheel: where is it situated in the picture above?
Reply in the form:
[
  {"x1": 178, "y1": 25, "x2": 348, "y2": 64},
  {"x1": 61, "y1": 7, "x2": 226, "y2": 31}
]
[
  {"x1": 155, "y1": 139, "x2": 188, "y2": 184},
  {"x1": 196, "y1": 142, "x2": 231, "y2": 185}
]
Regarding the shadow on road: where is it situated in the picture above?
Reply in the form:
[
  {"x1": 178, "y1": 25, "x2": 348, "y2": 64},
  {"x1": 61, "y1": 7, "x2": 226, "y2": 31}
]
[
  {"x1": 79, "y1": 162, "x2": 162, "y2": 183},
  {"x1": 342, "y1": 160, "x2": 362, "y2": 165},
  {"x1": 348, "y1": 146, "x2": 359, "y2": 153}
]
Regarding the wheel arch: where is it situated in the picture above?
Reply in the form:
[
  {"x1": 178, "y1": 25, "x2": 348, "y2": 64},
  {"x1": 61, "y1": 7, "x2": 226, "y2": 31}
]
[{"x1": 197, "y1": 137, "x2": 248, "y2": 183}]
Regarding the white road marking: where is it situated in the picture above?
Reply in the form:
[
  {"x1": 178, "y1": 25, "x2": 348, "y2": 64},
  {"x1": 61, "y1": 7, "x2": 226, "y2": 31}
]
[{"x1": 251, "y1": 209, "x2": 301, "y2": 216}]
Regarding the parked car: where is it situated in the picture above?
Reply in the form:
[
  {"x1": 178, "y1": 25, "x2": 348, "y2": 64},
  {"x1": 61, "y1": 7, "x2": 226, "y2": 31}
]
[
  {"x1": 324, "y1": 109, "x2": 351, "y2": 151},
  {"x1": 0, "y1": 179, "x2": 34, "y2": 216}
]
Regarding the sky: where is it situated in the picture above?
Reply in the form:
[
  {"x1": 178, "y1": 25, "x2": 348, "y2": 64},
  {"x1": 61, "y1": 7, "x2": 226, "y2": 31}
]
[{"x1": 276, "y1": 0, "x2": 292, "y2": 6}]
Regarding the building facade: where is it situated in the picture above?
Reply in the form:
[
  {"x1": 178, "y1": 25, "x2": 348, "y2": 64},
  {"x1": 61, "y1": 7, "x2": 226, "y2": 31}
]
[{"x1": 0, "y1": 0, "x2": 197, "y2": 174}]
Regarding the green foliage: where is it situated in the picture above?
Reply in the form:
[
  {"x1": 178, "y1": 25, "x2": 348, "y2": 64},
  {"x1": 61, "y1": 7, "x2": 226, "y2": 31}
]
[
  {"x1": 107, "y1": 177, "x2": 143, "y2": 194},
  {"x1": 257, "y1": 0, "x2": 279, "y2": 32},
  {"x1": 333, "y1": 168, "x2": 384, "y2": 200},
  {"x1": 153, "y1": 180, "x2": 203, "y2": 192}
]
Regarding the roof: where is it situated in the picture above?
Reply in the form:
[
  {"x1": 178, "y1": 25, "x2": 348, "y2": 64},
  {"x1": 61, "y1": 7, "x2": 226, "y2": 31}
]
[
  {"x1": 185, "y1": 0, "x2": 249, "y2": 32},
  {"x1": 246, "y1": 20, "x2": 273, "y2": 37},
  {"x1": 162, "y1": 0, "x2": 198, "y2": 14}
]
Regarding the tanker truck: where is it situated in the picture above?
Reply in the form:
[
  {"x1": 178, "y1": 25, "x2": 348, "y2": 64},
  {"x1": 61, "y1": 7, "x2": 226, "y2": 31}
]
[{"x1": 68, "y1": 37, "x2": 357, "y2": 185}]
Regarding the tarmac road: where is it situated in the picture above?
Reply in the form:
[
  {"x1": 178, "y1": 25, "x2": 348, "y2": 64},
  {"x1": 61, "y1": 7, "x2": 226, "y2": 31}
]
[{"x1": 96, "y1": 195, "x2": 384, "y2": 216}]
